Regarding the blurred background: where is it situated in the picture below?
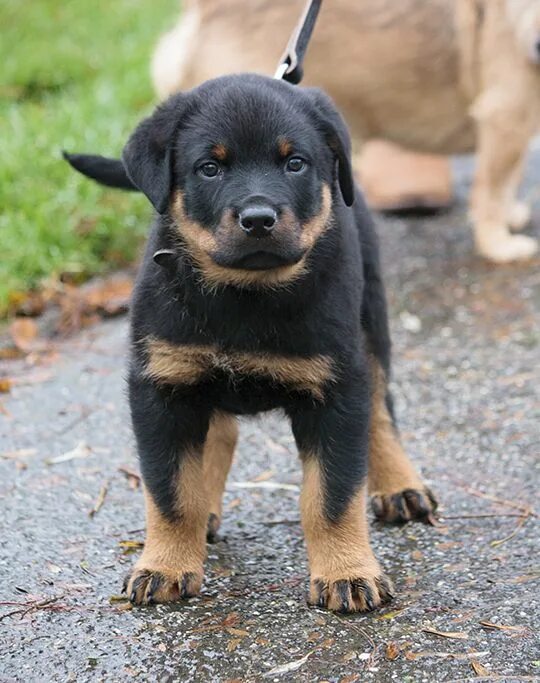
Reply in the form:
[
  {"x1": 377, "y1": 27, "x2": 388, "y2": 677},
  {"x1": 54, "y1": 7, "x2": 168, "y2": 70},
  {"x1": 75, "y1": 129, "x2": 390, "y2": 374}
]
[{"x1": 0, "y1": 0, "x2": 178, "y2": 319}]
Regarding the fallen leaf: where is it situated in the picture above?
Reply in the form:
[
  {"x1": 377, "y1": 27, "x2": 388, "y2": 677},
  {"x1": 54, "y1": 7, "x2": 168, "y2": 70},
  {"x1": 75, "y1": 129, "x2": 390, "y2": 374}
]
[
  {"x1": 340, "y1": 675, "x2": 360, "y2": 683},
  {"x1": 222, "y1": 612, "x2": 240, "y2": 628},
  {"x1": 411, "y1": 550, "x2": 423, "y2": 561},
  {"x1": 229, "y1": 481, "x2": 299, "y2": 492},
  {"x1": 264, "y1": 651, "x2": 314, "y2": 677},
  {"x1": 46, "y1": 441, "x2": 91, "y2": 465},
  {"x1": 227, "y1": 638, "x2": 242, "y2": 652},
  {"x1": 471, "y1": 660, "x2": 490, "y2": 676},
  {"x1": 252, "y1": 469, "x2": 276, "y2": 482},
  {"x1": 118, "y1": 466, "x2": 141, "y2": 490},
  {"x1": 226, "y1": 628, "x2": 249, "y2": 637},
  {"x1": 375, "y1": 608, "x2": 406, "y2": 621},
  {"x1": 109, "y1": 595, "x2": 129, "y2": 603},
  {"x1": 0, "y1": 379, "x2": 12, "y2": 393},
  {"x1": 386, "y1": 642, "x2": 400, "y2": 660},
  {"x1": 422, "y1": 628, "x2": 469, "y2": 640},
  {"x1": 89, "y1": 482, "x2": 109, "y2": 517},
  {"x1": 479, "y1": 620, "x2": 529, "y2": 633},
  {"x1": 0, "y1": 348, "x2": 24, "y2": 360},
  {"x1": 9, "y1": 318, "x2": 38, "y2": 352},
  {"x1": 118, "y1": 540, "x2": 144, "y2": 554},
  {"x1": 0, "y1": 448, "x2": 37, "y2": 460}
]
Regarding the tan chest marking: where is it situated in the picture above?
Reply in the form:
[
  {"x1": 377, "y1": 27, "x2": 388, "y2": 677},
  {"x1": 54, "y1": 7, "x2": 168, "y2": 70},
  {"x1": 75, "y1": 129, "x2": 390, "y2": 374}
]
[{"x1": 145, "y1": 338, "x2": 335, "y2": 400}]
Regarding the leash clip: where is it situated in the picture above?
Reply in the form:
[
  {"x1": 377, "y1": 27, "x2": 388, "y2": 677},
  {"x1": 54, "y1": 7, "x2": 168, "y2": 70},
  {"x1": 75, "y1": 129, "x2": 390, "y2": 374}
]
[{"x1": 274, "y1": 0, "x2": 322, "y2": 85}]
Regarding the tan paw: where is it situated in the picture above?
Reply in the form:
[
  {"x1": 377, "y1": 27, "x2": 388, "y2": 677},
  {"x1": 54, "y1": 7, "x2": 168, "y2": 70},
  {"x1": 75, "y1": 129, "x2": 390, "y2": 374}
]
[
  {"x1": 508, "y1": 202, "x2": 531, "y2": 232},
  {"x1": 476, "y1": 232, "x2": 538, "y2": 262},
  {"x1": 371, "y1": 487, "x2": 438, "y2": 524},
  {"x1": 309, "y1": 572, "x2": 394, "y2": 613},
  {"x1": 123, "y1": 566, "x2": 203, "y2": 605}
]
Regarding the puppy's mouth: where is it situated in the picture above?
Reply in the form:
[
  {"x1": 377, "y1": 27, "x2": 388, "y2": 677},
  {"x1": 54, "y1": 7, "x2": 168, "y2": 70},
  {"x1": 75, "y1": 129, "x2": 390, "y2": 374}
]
[{"x1": 228, "y1": 251, "x2": 297, "y2": 270}]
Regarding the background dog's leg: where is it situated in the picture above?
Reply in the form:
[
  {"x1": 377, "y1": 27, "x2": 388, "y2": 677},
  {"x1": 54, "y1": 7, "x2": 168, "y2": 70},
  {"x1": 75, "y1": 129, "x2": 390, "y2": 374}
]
[
  {"x1": 289, "y1": 384, "x2": 393, "y2": 613},
  {"x1": 503, "y1": 161, "x2": 531, "y2": 232},
  {"x1": 203, "y1": 412, "x2": 238, "y2": 542},
  {"x1": 471, "y1": 107, "x2": 538, "y2": 262},
  {"x1": 368, "y1": 362, "x2": 437, "y2": 523},
  {"x1": 125, "y1": 378, "x2": 210, "y2": 605}
]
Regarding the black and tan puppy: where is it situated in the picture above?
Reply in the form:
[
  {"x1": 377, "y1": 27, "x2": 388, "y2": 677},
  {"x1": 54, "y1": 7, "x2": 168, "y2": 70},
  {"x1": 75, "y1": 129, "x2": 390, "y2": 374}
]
[{"x1": 66, "y1": 74, "x2": 437, "y2": 612}]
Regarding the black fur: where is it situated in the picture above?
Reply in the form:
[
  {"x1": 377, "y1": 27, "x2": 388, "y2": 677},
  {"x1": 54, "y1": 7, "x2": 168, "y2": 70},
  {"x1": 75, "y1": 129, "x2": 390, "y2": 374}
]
[{"x1": 67, "y1": 74, "x2": 393, "y2": 525}]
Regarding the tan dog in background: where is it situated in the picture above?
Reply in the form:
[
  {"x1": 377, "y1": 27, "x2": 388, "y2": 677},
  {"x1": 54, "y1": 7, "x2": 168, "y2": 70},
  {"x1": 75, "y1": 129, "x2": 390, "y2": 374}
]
[{"x1": 152, "y1": 0, "x2": 540, "y2": 263}]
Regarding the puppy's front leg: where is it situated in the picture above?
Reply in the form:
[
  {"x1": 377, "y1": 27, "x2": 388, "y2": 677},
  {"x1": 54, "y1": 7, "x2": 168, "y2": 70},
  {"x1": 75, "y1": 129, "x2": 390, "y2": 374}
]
[
  {"x1": 125, "y1": 377, "x2": 210, "y2": 605},
  {"x1": 289, "y1": 380, "x2": 394, "y2": 613}
]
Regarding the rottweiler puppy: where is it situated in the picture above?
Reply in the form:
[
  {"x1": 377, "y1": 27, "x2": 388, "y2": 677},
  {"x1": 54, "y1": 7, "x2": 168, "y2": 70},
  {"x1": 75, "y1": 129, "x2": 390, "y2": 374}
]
[{"x1": 66, "y1": 74, "x2": 437, "y2": 612}]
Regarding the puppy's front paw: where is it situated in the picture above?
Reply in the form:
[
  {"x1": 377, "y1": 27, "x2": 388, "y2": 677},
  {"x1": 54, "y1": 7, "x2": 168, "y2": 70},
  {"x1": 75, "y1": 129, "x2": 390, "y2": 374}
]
[
  {"x1": 371, "y1": 487, "x2": 437, "y2": 524},
  {"x1": 123, "y1": 565, "x2": 203, "y2": 605},
  {"x1": 309, "y1": 572, "x2": 394, "y2": 613}
]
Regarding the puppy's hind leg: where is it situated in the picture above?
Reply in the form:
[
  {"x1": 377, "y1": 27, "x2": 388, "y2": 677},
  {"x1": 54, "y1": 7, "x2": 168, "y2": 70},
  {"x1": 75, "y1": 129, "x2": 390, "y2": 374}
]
[
  {"x1": 368, "y1": 361, "x2": 437, "y2": 524},
  {"x1": 203, "y1": 412, "x2": 238, "y2": 542}
]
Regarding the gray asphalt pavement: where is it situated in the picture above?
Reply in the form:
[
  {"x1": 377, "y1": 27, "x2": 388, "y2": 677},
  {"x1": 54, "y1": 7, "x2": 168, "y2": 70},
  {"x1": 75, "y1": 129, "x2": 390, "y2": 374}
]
[{"x1": 0, "y1": 156, "x2": 539, "y2": 682}]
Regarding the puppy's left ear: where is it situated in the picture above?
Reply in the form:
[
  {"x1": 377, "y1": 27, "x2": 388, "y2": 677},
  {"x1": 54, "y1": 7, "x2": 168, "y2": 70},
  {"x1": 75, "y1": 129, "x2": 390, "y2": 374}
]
[
  {"x1": 304, "y1": 89, "x2": 354, "y2": 207},
  {"x1": 122, "y1": 94, "x2": 189, "y2": 214}
]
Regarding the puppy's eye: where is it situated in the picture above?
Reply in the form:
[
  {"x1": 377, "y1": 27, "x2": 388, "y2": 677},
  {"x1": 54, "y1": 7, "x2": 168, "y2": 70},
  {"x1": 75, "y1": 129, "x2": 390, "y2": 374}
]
[
  {"x1": 286, "y1": 157, "x2": 306, "y2": 173},
  {"x1": 199, "y1": 162, "x2": 220, "y2": 178}
]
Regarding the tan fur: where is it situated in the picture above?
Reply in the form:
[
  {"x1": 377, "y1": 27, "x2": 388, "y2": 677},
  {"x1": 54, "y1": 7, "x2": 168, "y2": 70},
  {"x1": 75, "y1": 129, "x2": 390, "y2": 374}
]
[
  {"x1": 300, "y1": 457, "x2": 389, "y2": 611},
  {"x1": 368, "y1": 361, "x2": 424, "y2": 496},
  {"x1": 153, "y1": 0, "x2": 540, "y2": 262},
  {"x1": 211, "y1": 143, "x2": 228, "y2": 161},
  {"x1": 170, "y1": 186, "x2": 332, "y2": 290},
  {"x1": 277, "y1": 136, "x2": 293, "y2": 157},
  {"x1": 203, "y1": 412, "x2": 238, "y2": 525},
  {"x1": 145, "y1": 337, "x2": 335, "y2": 400},
  {"x1": 128, "y1": 455, "x2": 208, "y2": 602}
]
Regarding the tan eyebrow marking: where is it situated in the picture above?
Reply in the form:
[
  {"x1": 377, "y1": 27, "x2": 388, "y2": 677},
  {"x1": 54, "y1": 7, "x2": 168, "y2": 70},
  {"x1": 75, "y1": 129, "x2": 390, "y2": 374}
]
[
  {"x1": 144, "y1": 338, "x2": 336, "y2": 401},
  {"x1": 277, "y1": 137, "x2": 293, "y2": 158},
  {"x1": 211, "y1": 144, "x2": 228, "y2": 161}
]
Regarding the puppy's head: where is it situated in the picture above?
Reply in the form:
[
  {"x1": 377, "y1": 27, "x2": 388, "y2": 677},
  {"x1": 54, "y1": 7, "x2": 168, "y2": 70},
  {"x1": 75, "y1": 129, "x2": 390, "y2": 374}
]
[
  {"x1": 122, "y1": 75, "x2": 353, "y2": 287},
  {"x1": 506, "y1": 0, "x2": 540, "y2": 65}
]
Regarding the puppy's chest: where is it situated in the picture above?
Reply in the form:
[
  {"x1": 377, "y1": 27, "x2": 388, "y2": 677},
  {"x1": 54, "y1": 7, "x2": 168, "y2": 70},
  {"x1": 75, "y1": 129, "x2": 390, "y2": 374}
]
[{"x1": 142, "y1": 337, "x2": 336, "y2": 402}]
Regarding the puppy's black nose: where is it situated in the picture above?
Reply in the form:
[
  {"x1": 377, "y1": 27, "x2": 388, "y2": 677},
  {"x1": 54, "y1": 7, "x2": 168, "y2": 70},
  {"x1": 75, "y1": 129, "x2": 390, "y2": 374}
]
[{"x1": 239, "y1": 206, "x2": 277, "y2": 238}]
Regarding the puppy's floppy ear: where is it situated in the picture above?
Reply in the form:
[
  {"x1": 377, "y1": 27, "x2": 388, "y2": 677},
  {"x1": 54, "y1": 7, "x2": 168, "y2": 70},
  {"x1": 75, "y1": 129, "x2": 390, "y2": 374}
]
[
  {"x1": 122, "y1": 94, "x2": 189, "y2": 214},
  {"x1": 304, "y1": 88, "x2": 354, "y2": 207}
]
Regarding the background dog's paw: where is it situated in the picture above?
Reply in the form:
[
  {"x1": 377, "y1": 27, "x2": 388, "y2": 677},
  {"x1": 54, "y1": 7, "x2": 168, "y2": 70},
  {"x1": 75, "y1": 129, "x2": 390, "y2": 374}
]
[
  {"x1": 123, "y1": 567, "x2": 202, "y2": 605},
  {"x1": 477, "y1": 233, "x2": 538, "y2": 262},
  {"x1": 309, "y1": 573, "x2": 394, "y2": 613},
  {"x1": 508, "y1": 201, "x2": 532, "y2": 232},
  {"x1": 206, "y1": 513, "x2": 222, "y2": 543},
  {"x1": 371, "y1": 487, "x2": 438, "y2": 524}
]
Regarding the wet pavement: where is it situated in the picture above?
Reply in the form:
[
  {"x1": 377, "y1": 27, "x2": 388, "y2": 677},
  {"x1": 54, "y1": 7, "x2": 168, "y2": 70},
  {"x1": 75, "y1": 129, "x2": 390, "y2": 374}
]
[{"x1": 0, "y1": 156, "x2": 539, "y2": 682}]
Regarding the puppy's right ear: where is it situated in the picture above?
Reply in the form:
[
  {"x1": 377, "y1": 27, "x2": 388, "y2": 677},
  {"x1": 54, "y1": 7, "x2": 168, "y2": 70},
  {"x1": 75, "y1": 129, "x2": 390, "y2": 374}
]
[{"x1": 122, "y1": 95, "x2": 188, "y2": 214}]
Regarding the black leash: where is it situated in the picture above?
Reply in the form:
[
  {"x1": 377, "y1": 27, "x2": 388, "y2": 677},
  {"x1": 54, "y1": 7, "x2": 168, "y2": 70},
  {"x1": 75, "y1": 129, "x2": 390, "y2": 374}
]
[{"x1": 274, "y1": 0, "x2": 322, "y2": 84}]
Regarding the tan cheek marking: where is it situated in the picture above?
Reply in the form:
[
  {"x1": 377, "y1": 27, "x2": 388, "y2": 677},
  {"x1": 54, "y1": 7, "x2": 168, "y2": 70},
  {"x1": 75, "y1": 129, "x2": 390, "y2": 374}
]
[
  {"x1": 278, "y1": 136, "x2": 293, "y2": 157},
  {"x1": 211, "y1": 143, "x2": 228, "y2": 162},
  {"x1": 300, "y1": 457, "x2": 380, "y2": 583},
  {"x1": 367, "y1": 359, "x2": 424, "y2": 495},
  {"x1": 144, "y1": 338, "x2": 335, "y2": 399},
  {"x1": 301, "y1": 184, "x2": 333, "y2": 250},
  {"x1": 171, "y1": 191, "x2": 218, "y2": 254}
]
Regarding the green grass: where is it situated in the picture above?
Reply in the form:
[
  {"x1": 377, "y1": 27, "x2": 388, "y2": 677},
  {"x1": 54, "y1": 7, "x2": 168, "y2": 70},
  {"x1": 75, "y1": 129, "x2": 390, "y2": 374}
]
[{"x1": 0, "y1": 0, "x2": 179, "y2": 315}]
